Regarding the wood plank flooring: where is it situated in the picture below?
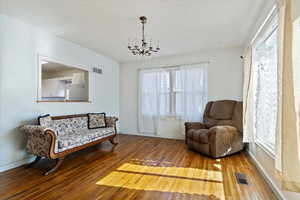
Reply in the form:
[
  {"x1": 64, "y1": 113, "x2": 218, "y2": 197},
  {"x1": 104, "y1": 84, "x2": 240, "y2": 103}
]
[{"x1": 0, "y1": 134, "x2": 277, "y2": 200}]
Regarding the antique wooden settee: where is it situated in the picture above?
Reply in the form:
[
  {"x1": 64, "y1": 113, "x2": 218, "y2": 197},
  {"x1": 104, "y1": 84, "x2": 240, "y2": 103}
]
[{"x1": 20, "y1": 113, "x2": 118, "y2": 175}]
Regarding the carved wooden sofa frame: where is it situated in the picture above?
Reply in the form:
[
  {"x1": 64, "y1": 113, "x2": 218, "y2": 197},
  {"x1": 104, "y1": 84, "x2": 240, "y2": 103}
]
[{"x1": 21, "y1": 114, "x2": 118, "y2": 175}]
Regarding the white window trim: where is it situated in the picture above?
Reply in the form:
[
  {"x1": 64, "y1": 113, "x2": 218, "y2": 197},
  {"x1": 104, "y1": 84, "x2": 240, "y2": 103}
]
[
  {"x1": 252, "y1": 10, "x2": 279, "y2": 157},
  {"x1": 255, "y1": 139, "x2": 276, "y2": 158}
]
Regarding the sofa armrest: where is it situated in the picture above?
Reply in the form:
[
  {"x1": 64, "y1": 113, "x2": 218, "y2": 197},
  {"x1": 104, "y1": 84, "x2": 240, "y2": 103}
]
[
  {"x1": 20, "y1": 125, "x2": 57, "y2": 159},
  {"x1": 208, "y1": 125, "x2": 243, "y2": 158},
  {"x1": 105, "y1": 117, "x2": 118, "y2": 128},
  {"x1": 20, "y1": 125, "x2": 54, "y2": 135},
  {"x1": 184, "y1": 122, "x2": 207, "y2": 131}
]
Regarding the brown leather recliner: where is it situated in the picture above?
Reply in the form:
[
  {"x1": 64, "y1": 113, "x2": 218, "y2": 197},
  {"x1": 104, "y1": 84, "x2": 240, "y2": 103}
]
[{"x1": 185, "y1": 100, "x2": 244, "y2": 158}]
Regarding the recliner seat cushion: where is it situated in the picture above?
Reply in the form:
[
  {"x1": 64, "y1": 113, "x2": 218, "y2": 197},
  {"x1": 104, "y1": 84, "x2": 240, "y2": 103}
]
[
  {"x1": 56, "y1": 127, "x2": 114, "y2": 152},
  {"x1": 209, "y1": 100, "x2": 236, "y2": 120},
  {"x1": 203, "y1": 118, "x2": 218, "y2": 128}
]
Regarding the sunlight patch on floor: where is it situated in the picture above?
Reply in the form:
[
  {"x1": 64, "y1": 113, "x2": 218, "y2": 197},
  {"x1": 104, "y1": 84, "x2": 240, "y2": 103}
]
[
  {"x1": 117, "y1": 163, "x2": 223, "y2": 182},
  {"x1": 96, "y1": 162, "x2": 225, "y2": 199}
]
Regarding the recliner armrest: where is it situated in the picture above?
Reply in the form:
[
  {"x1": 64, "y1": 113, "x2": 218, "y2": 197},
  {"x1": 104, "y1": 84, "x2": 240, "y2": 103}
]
[
  {"x1": 208, "y1": 125, "x2": 243, "y2": 158},
  {"x1": 184, "y1": 122, "x2": 207, "y2": 130}
]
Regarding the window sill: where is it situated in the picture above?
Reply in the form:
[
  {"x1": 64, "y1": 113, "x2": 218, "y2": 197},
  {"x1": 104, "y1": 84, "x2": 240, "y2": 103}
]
[
  {"x1": 37, "y1": 100, "x2": 91, "y2": 103},
  {"x1": 255, "y1": 140, "x2": 275, "y2": 159},
  {"x1": 141, "y1": 114, "x2": 184, "y2": 120}
]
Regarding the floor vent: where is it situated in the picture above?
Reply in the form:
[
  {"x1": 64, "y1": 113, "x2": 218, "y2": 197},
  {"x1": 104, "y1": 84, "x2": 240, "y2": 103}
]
[{"x1": 236, "y1": 173, "x2": 249, "y2": 185}]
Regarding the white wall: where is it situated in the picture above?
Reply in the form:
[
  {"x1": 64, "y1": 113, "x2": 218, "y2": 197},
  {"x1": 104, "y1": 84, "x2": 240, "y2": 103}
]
[
  {"x1": 119, "y1": 47, "x2": 244, "y2": 135},
  {"x1": 0, "y1": 15, "x2": 120, "y2": 171},
  {"x1": 294, "y1": 0, "x2": 300, "y2": 20}
]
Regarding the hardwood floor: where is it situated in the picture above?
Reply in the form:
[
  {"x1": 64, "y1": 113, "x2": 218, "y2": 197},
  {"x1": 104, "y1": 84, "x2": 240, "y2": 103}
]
[{"x1": 0, "y1": 134, "x2": 277, "y2": 200}]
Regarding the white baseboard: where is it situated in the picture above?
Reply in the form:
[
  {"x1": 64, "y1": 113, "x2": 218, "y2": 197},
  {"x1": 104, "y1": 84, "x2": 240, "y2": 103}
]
[
  {"x1": 247, "y1": 151, "x2": 285, "y2": 200},
  {"x1": 0, "y1": 156, "x2": 35, "y2": 173},
  {"x1": 119, "y1": 132, "x2": 184, "y2": 140}
]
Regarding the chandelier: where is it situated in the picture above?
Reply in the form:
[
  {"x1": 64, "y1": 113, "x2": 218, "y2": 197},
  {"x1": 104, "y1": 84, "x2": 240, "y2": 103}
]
[{"x1": 128, "y1": 16, "x2": 160, "y2": 56}]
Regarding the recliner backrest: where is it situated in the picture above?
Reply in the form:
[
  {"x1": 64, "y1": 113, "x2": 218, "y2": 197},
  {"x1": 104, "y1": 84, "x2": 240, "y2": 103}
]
[{"x1": 203, "y1": 100, "x2": 243, "y2": 132}]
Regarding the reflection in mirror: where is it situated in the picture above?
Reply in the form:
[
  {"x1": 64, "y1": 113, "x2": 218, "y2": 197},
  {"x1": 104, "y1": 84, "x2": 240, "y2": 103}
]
[{"x1": 41, "y1": 59, "x2": 89, "y2": 102}]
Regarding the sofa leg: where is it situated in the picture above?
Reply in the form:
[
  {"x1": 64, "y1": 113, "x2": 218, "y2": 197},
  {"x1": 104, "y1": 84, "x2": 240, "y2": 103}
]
[
  {"x1": 27, "y1": 156, "x2": 42, "y2": 168},
  {"x1": 44, "y1": 157, "x2": 65, "y2": 176},
  {"x1": 109, "y1": 137, "x2": 118, "y2": 145}
]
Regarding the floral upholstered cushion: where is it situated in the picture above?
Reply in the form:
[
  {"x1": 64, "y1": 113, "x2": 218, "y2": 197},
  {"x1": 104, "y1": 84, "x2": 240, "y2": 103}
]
[
  {"x1": 88, "y1": 113, "x2": 106, "y2": 129},
  {"x1": 57, "y1": 127, "x2": 115, "y2": 152},
  {"x1": 38, "y1": 114, "x2": 52, "y2": 127},
  {"x1": 51, "y1": 117, "x2": 88, "y2": 136}
]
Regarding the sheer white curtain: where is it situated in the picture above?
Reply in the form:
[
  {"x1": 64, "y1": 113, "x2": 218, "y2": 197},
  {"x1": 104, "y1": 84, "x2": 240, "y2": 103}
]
[
  {"x1": 176, "y1": 64, "x2": 208, "y2": 122},
  {"x1": 242, "y1": 48, "x2": 255, "y2": 143},
  {"x1": 138, "y1": 69, "x2": 170, "y2": 134},
  {"x1": 138, "y1": 63, "x2": 208, "y2": 134}
]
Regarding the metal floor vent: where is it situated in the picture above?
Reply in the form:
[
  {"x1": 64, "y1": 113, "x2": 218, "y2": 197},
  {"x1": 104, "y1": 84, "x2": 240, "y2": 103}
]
[{"x1": 235, "y1": 173, "x2": 249, "y2": 185}]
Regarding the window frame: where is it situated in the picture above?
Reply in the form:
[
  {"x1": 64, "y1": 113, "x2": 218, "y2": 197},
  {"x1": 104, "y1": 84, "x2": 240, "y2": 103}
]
[{"x1": 252, "y1": 12, "x2": 279, "y2": 157}]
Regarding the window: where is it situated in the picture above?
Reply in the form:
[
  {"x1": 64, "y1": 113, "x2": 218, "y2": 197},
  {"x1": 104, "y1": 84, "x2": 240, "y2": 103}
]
[
  {"x1": 252, "y1": 14, "x2": 278, "y2": 154},
  {"x1": 138, "y1": 63, "x2": 208, "y2": 133}
]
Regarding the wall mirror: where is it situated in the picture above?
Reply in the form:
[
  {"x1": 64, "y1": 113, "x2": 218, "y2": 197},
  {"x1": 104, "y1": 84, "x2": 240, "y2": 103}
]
[{"x1": 38, "y1": 56, "x2": 90, "y2": 102}]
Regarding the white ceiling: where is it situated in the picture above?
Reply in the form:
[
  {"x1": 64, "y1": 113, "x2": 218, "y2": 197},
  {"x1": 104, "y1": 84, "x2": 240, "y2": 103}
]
[{"x1": 1, "y1": 0, "x2": 273, "y2": 63}]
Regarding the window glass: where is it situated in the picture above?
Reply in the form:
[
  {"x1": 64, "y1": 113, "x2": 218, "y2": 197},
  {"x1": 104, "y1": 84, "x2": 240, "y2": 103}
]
[{"x1": 253, "y1": 14, "x2": 278, "y2": 153}]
